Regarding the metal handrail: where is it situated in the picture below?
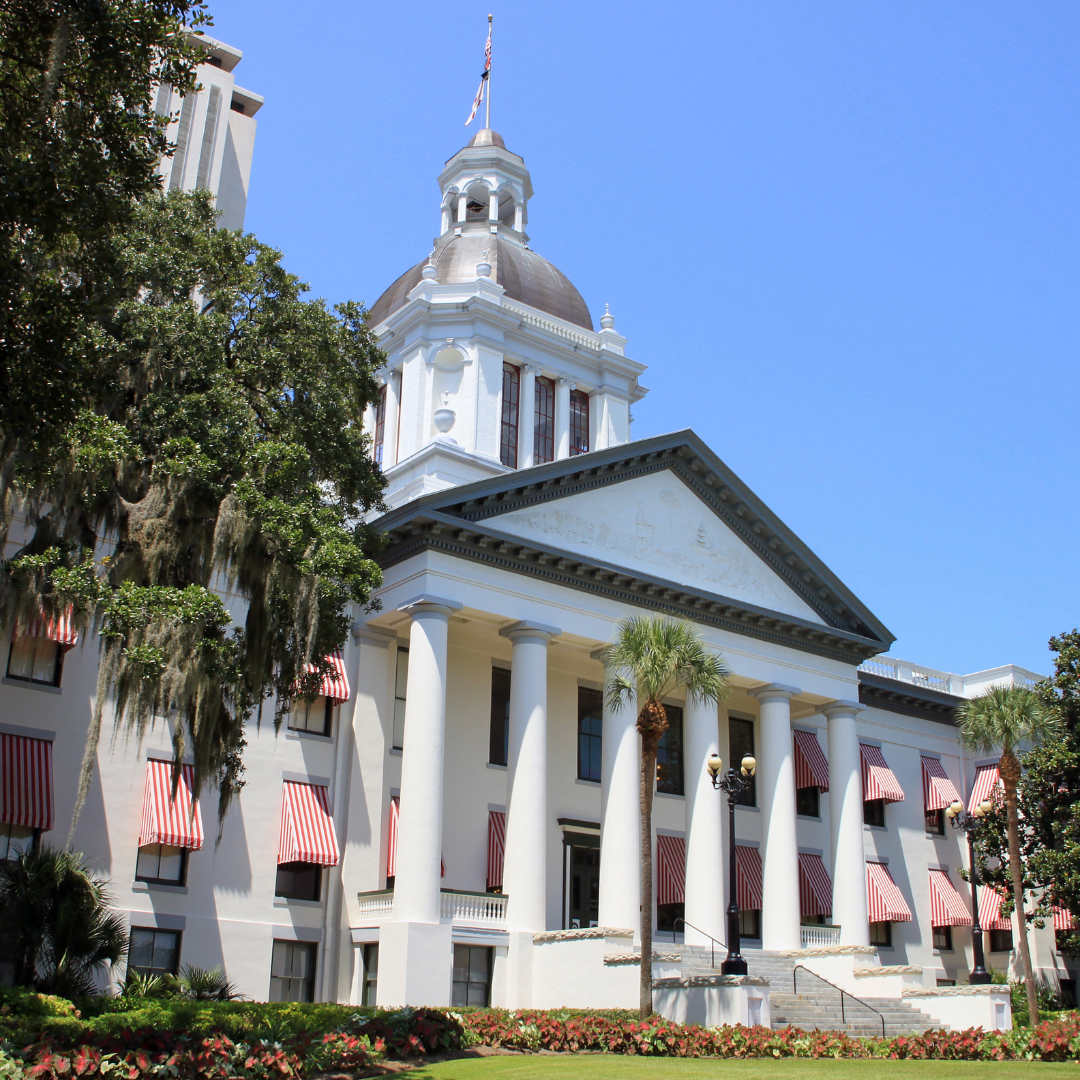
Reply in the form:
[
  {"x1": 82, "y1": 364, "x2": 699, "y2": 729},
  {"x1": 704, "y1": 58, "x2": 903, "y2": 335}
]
[
  {"x1": 792, "y1": 964, "x2": 886, "y2": 1038},
  {"x1": 672, "y1": 918, "x2": 728, "y2": 971}
]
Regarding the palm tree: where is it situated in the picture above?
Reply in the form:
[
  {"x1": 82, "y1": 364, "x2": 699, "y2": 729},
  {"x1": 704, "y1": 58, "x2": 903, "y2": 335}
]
[
  {"x1": 605, "y1": 615, "x2": 730, "y2": 1019},
  {"x1": 0, "y1": 845, "x2": 128, "y2": 997},
  {"x1": 957, "y1": 684, "x2": 1059, "y2": 1026}
]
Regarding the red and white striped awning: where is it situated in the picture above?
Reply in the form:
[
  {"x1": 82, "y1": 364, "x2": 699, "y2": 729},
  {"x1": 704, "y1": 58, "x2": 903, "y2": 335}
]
[
  {"x1": 860, "y1": 744, "x2": 905, "y2": 803},
  {"x1": 0, "y1": 732, "x2": 53, "y2": 831},
  {"x1": 487, "y1": 810, "x2": 506, "y2": 891},
  {"x1": 278, "y1": 781, "x2": 339, "y2": 866},
  {"x1": 970, "y1": 764, "x2": 1003, "y2": 812},
  {"x1": 387, "y1": 795, "x2": 444, "y2": 879},
  {"x1": 793, "y1": 730, "x2": 830, "y2": 792},
  {"x1": 929, "y1": 869, "x2": 972, "y2": 927},
  {"x1": 657, "y1": 834, "x2": 685, "y2": 905},
  {"x1": 14, "y1": 609, "x2": 78, "y2": 649},
  {"x1": 301, "y1": 651, "x2": 350, "y2": 705},
  {"x1": 735, "y1": 845, "x2": 763, "y2": 910},
  {"x1": 921, "y1": 756, "x2": 962, "y2": 812},
  {"x1": 139, "y1": 759, "x2": 204, "y2": 850},
  {"x1": 979, "y1": 887, "x2": 1012, "y2": 931},
  {"x1": 798, "y1": 852, "x2": 833, "y2": 917},
  {"x1": 1054, "y1": 906, "x2": 1076, "y2": 932},
  {"x1": 866, "y1": 861, "x2": 912, "y2": 923}
]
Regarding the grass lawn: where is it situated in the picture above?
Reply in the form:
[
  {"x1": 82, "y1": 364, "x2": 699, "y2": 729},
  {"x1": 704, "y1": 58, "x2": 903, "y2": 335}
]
[{"x1": 399, "y1": 1059, "x2": 1080, "y2": 1080}]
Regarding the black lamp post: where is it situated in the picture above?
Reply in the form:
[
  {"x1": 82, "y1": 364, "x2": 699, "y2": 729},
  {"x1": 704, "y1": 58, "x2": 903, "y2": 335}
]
[
  {"x1": 945, "y1": 795, "x2": 994, "y2": 984},
  {"x1": 707, "y1": 751, "x2": 757, "y2": 976}
]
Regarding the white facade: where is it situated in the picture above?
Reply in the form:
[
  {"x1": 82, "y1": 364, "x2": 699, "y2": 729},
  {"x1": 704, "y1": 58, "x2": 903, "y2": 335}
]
[{"x1": 0, "y1": 122, "x2": 1072, "y2": 1023}]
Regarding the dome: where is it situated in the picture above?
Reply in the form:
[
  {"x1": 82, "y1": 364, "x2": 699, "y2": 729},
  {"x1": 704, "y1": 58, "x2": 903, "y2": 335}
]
[
  {"x1": 467, "y1": 127, "x2": 505, "y2": 148},
  {"x1": 368, "y1": 232, "x2": 594, "y2": 331}
]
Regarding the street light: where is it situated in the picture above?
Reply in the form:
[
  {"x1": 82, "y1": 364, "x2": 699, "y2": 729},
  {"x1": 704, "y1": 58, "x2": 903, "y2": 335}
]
[
  {"x1": 707, "y1": 752, "x2": 757, "y2": 975},
  {"x1": 945, "y1": 796, "x2": 994, "y2": 984}
]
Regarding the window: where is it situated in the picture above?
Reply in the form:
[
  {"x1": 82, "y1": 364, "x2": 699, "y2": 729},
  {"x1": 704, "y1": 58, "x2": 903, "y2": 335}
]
[
  {"x1": 577, "y1": 687, "x2": 603, "y2": 782},
  {"x1": 936, "y1": 979, "x2": 956, "y2": 987},
  {"x1": 566, "y1": 841, "x2": 600, "y2": 928},
  {"x1": 802, "y1": 913, "x2": 828, "y2": 926},
  {"x1": 864, "y1": 798, "x2": 886, "y2": 827},
  {"x1": 796, "y1": 786, "x2": 820, "y2": 817},
  {"x1": 269, "y1": 939, "x2": 317, "y2": 1002},
  {"x1": 656, "y1": 704, "x2": 683, "y2": 796},
  {"x1": 451, "y1": 944, "x2": 492, "y2": 1006},
  {"x1": 869, "y1": 921, "x2": 893, "y2": 947},
  {"x1": 657, "y1": 901, "x2": 684, "y2": 935},
  {"x1": 275, "y1": 862, "x2": 322, "y2": 902},
  {"x1": 373, "y1": 384, "x2": 387, "y2": 465},
  {"x1": 728, "y1": 717, "x2": 756, "y2": 806},
  {"x1": 989, "y1": 928, "x2": 1013, "y2": 953},
  {"x1": 489, "y1": 667, "x2": 510, "y2": 766},
  {"x1": 129, "y1": 927, "x2": 180, "y2": 979},
  {"x1": 135, "y1": 844, "x2": 188, "y2": 885},
  {"x1": 925, "y1": 808, "x2": 944, "y2": 835},
  {"x1": 739, "y1": 909, "x2": 761, "y2": 940},
  {"x1": 0, "y1": 824, "x2": 35, "y2": 861},
  {"x1": 534, "y1": 377, "x2": 555, "y2": 464},
  {"x1": 933, "y1": 925, "x2": 953, "y2": 951},
  {"x1": 6, "y1": 635, "x2": 63, "y2": 686},
  {"x1": 499, "y1": 363, "x2": 519, "y2": 468},
  {"x1": 361, "y1": 943, "x2": 379, "y2": 1006},
  {"x1": 289, "y1": 695, "x2": 333, "y2": 737},
  {"x1": 392, "y1": 647, "x2": 408, "y2": 750},
  {"x1": 569, "y1": 389, "x2": 589, "y2": 456}
]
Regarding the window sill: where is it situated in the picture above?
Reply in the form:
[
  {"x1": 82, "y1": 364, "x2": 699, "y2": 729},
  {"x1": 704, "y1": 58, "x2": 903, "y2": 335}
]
[
  {"x1": 575, "y1": 777, "x2": 601, "y2": 787},
  {"x1": 486, "y1": 762, "x2": 507, "y2": 771},
  {"x1": 654, "y1": 790, "x2": 685, "y2": 801},
  {"x1": 735, "y1": 804, "x2": 760, "y2": 813},
  {"x1": 286, "y1": 729, "x2": 333, "y2": 742},
  {"x1": 926, "y1": 833, "x2": 947, "y2": 840},
  {"x1": 132, "y1": 880, "x2": 188, "y2": 894},
  {"x1": 389, "y1": 748, "x2": 402, "y2": 757},
  {"x1": 797, "y1": 814, "x2": 822, "y2": 822},
  {"x1": 273, "y1": 895, "x2": 324, "y2": 909},
  {"x1": 864, "y1": 824, "x2": 888, "y2": 833},
  {"x1": 2, "y1": 677, "x2": 61, "y2": 695}
]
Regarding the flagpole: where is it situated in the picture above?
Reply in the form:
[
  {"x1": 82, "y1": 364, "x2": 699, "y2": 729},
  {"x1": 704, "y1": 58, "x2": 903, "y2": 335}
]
[{"x1": 484, "y1": 13, "x2": 492, "y2": 130}]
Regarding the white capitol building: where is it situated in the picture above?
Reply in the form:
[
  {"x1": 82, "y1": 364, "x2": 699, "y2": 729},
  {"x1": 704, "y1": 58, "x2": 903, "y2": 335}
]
[{"x1": 0, "y1": 36, "x2": 1072, "y2": 1032}]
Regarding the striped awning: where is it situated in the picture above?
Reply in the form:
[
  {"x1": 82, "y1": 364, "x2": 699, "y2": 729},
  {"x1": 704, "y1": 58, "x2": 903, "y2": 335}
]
[
  {"x1": 1054, "y1": 906, "x2": 1076, "y2": 932},
  {"x1": 921, "y1": 757, "x2": 962, "y2": 812},
  {"x1": 793, "y1": 730, "x2": 830, "y2": 792},
  {"x1": 139, "y1": 760, "x2": 204, "y2": 850},
  {"x1": 798, "y1": 852, "x2": 833, "y2": 917},
  {"x1": 970, "y1": 764, "x2": 1003, "y2": 812},
  {"x1": 929, "y1": 869, "x2": 972, "y2": 927},
  {"x1": 301, "y1": 651, "x2": 350, "y2": 705},
  {"x1": 860, "y1": 744, "x2": 905, "y2": 803},
  {"x1": 657, "y1": 834, "x2": 685, "y2": 905},
  {"x1": 278, "y1": 781, "x2": 339, "y2": 866},
  {"x1": 387, "y1": 795, "x2": 444, "y2": 879},
  {"x1": 735, "y1": 844, "x2": 763, "y2": 910},
  {"x1": 0, "y1": 733, "x2": 53, "y2": 831},
  {"x1": 487, "y1": 810, "x2": 506, "y2": 891},
  {"x1": 14, "y1": 609, "x2": 78, "y2": 649},
  {"x1": 866, "y1": 861, "x2": 912, "y2": 923},
  {"x1": 979, "y1": 887, "x2": 1012, "y2": 931}
]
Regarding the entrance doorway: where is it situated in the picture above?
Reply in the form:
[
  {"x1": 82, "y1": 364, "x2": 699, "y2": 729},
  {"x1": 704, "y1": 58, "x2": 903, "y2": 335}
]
[{"x1": 563, "y1": 832, "x2": 600, "y2": 929}]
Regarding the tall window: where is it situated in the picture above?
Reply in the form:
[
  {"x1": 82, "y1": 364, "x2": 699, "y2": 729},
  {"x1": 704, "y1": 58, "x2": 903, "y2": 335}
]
[
  {"x1": 489, "y1": 667, "x2": 511, "y2": 766},
  {"x1": 269, "y1": 940, "x2": 317, "y2": 1002},
  {"x1": 577, "y1": 687, "x2": 603, "y2": 782},
  {"x1": 373, "y1": 384, "x2": 387, "y2": 465},
  {"x1": 6, "y1": 635, "x2": 63, "y2": 686},
  {"x1": 534, "y1": 377, "x2": 555, "y2": 464},
  {"x1": 129, "y1": 927, "x2": 181, "y2": 978},
  {"x1": 656, "y1": 704, "x2": 684, "y2": 796},
  {"x1": 451, "y1": 944, "x2": 492, "y2": 1006},
  {"x1": 362, "y1": 943, "x2": 379, "y2": 1005},
  {"x1": 569, "y1": 389, "x2": 590, "y2": 456},
  {"x1": 728, "y1": 717, "x2": 756, "y2": 806},
  {"x1": 500, "y1": 363, "x2": 519, "y2": 468},
  {"x1": 392, "y1": 647, "x2": 408, "y2": 750}
]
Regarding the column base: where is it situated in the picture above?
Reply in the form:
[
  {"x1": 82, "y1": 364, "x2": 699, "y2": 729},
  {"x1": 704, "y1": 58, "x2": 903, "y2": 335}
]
[{"x1": 376, "y1": 921, "x2": 454, "y2": 1007}]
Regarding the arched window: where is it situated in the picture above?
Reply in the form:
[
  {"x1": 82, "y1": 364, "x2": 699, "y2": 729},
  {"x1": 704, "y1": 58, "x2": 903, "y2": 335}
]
[
  {"x1": 569, "y1": 389, "x2": 590, "y2": 456},
  {"x1": 500, "y1": 363, "x2": 519, "y2": 468},
  {"x1": 534, "y1": 377, "x2": 555, "y2": 464}
]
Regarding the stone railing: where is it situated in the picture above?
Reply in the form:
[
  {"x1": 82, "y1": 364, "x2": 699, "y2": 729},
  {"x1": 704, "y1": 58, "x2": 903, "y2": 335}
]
[
  {"x1": 355, "y1": 889, "x2": 394, "y2": 919},
  {"x1": 858, "y1": 657, "x2": 957, "y2": 693},
  {"x1": 440, "y1": 890, "x2": 508, "y2": 925},
  {"x1": 800, "y1": 924, "x2": 842, "y2": 948}
]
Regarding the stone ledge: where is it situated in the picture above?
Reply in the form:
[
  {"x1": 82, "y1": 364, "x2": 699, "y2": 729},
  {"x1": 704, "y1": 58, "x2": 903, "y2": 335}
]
[
  {"x1": 855, "y1": 965, "x2": 923, "y2": 976},
  {"x1": 604, "y1": 951, "x2": 683, "y2": 965},
  {"x1": 654, "y1": 975, "x2": 770, "y2": 988},
  {"x1": 776, "y1": 945, "x2": 878, "y2": 957},
  {"x1": 903, "y1": 985, "x2": 1010, "y2": 998},
  {"x1": 533, "y1": 926, "x2": 633, "y2": 943}
]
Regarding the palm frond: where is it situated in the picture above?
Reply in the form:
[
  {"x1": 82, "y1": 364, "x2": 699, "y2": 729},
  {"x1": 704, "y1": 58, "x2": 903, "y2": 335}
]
[{"x1": 957, "y1": 684, "x2": 1060, "y2": 756}]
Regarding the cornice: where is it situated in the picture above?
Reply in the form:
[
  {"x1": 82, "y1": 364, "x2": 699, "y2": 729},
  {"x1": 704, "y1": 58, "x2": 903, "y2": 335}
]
[{"x1": 857, "y1": 672, "x2": 961, "y2": 726}]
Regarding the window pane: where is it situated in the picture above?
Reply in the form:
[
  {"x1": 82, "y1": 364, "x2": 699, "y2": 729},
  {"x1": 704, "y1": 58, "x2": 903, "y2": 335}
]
[
  {"x1": 534, "y1": 378, "x2": 555, "y2": 463},
  {"x1": 136, "y1": 845, "x2": 161, "y2": 879},
  {"x1": 656, "y1": 705, "x2": 683, "y2": 796},
  {"x1": 157, "y1": 846, "x2": 184, "y2": 882},
  {"x1": 451, "y1": 980, "x2": 468, "y2": 1007},
  {"x1": 151, "y1": 932, "x2": 179, "y2": 973},
  {"x1": 796, "y1": 786, "x2": 819, "y2": 817},
  {"x1": 569, "y1": 389, "x2": 589, "y2": 456},
  {"x1": 7, "y1": 636, "x2": 35, "y2": 679},
  {"x1": 31, "y1": 640, "x2": 59, "y2": 683},
  {"x1": 729, "y1": 718, "x2": 756, "y2": 806},
  {"x1": 577, "y1": 687, "x2": 603, "y2": 782},
  {"x1": 500, "y1": 363, "x2": 519, "y2": 468},
  {"x1": 129, "y1": 929, "x2": 157, "y2": 971},
  {"x1": 489, "y1": 667, "x2": 511, "y2": 766},
  {"x1": 395, "y1": 649, "x2": 409, "y2": 698},
  {"x1": 467, "y1": 982, "x2": 487, "y2": 1006},
  {"x1": 452, "y1": 944, "x2": 470, "y2": 983},
  {"x1": 393, "y1": 649, "x2": 409, "y2": 749},
  {"x1": 469, "y1": 947, "x2": 489, "y2": 983}
]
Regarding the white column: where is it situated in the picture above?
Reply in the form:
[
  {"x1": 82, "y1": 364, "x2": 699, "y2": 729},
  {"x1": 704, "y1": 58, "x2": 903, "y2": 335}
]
[
  {"x1": 824, "y1": 700, "x2": 870, "y2": 947},
  {"x1": 513, "y1": 201, "x2": 524, "y2": 232},
  {"x1": 392, "y1": 595, "x2": 462, "y2": 925},
  {"x1": 752, "y1": 683, "x2": 802, "y2": 951},
  {"x1": 555, "y1": 378, "x2": 572, "y2": 460},
  {"x1": 519, "y1": 364, "x2": 539, "y2": 469},
  {"x1": 456, "y1": 193, "x2": 467, "y2": 223},
  {"x1": 684, "y1": 696, "x2": 724, "y2": 947},
  {"x1": 500, "y1": 620, "x2": 560, "y2": 932},
  {"x1": 488, "y1": 190, "x2": 499, "y2": 222},
  {"x1": 381, "y1": 371, "x2": 401, "y2": 469},
  {"x1": 596, "y1": 654, "x2": 640, "y2": 934},
  {"x1": 440, "y1": 204, "x2": 451, "y2": 235}
]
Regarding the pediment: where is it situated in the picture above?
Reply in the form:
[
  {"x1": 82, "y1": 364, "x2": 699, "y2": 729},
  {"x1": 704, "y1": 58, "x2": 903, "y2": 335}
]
[{"x1": 484, "y1": 469, "x2": 825, "y2": 624}]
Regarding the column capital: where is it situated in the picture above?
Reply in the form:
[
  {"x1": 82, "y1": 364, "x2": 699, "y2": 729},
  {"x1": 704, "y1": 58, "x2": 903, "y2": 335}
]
[
  {"x1": 522, "y1": 362, "x2": 543, "y2": 376},
  {"x1": 397, "y1": 595, "x2": 463, "y2": 619},
  {"x1": 352, "y1": 623, "x2": 398, "y2": 648},
  {"x1": 751, "y1": 682, "x2": 800, "y2": 702},
  {"x1": 499, "y1": 619, "x2": 560, "y2": 644},
  {"x1": 556, "y1": 376, "x2": 575, "y2": 389},
  {"x1": 821, "y1": 699, "x2": 863, "y2": 719}
]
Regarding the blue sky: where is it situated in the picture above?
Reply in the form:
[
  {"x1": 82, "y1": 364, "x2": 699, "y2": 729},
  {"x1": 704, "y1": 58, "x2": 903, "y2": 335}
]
[{"x1": 208, "y1": 1, "x2": 1079, "y2": 677}]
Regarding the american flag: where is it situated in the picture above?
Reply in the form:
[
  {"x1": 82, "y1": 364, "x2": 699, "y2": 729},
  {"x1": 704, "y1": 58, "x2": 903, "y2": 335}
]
[{"x1": 465, "y1": 21, "x2": 492, "y2": 126}]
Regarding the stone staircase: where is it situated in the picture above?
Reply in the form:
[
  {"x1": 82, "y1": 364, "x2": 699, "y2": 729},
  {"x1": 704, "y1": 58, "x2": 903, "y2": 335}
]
[{"x1": 673, "y1": 945, "x2": 941, "y2": 1036}]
